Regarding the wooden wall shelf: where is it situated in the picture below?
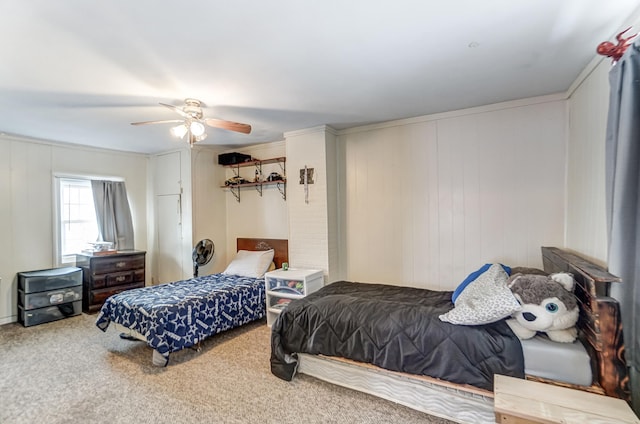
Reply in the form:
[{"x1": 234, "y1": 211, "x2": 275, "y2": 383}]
[{"x1": 220, "y1": 156, "x2": 286, "y2": 202}]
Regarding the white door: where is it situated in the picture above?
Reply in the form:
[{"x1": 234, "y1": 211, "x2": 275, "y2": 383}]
[
  {"x1": 155, "y1": 152, "x2": 182, "y2": 196},
  {"x1": 157, "y1": 194, "x2": 183, "y2": 283}
]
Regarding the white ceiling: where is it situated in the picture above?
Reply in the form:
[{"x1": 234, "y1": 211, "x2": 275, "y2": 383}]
[{"x1": 1, "y1": 1, "x2": 639, "y2": 154}]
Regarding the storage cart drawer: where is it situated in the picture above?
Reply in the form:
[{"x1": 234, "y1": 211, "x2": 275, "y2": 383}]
[
  {"x1": 19, "y1": 285, "x2": 82, "y2": 310},
  {"x1": 18, "y1": 267, "x2": 82, "y2": 293},
  {"x1": 18, "y1": 301, "x2": 82, "y2": 327}
]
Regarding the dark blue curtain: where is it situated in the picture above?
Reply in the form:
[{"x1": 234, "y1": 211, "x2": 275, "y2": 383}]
[{"x1": 605, "y1": 39, "x2": 640, "y2": 412}]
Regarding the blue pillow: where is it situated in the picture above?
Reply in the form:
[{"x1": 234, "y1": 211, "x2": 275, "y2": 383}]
[{"x1": 451, "y1": 263, "x2": 511, "y2": 303}]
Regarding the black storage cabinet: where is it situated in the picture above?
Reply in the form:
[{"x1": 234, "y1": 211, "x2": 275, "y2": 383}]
[
  {"x1": 18, "y1": 267, "x2": 83, "y2": 327},
  {"x1": 218, "y1": 152, "x2": 252, "y2": 165}
]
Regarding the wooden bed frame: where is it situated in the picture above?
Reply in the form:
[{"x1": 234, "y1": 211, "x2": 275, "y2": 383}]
[
  {"x1": 535, "y1": 246, "x2": 628, "y2": 399},
  {"x1": 294, "y1": 247, "x2": 629, "y2": 423},
  {"x1": 237, "y1": 237, "x2": 288, "y2": 269}
]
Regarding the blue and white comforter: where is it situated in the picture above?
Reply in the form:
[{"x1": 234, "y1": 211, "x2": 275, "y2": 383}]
[{"x1": 96, "y1": 273, "x2": 265, "y2": 359}]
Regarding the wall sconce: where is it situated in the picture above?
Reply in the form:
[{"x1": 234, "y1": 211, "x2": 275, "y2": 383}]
[
  {"x1": 299, "y1": 167, "x2": 314, "y2": 184},
  {"x1": 300, "y1": 166, "x2": 314, "y2": 204}
]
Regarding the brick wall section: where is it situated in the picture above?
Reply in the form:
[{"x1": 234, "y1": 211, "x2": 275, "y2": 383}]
[{"x1": 285, "y1": 126, "x2": 339, "y2": 282}]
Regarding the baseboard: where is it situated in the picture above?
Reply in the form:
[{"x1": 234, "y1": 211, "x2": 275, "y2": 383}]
[{"x1": 0, "y1": 315, "x2": 17, "y2": 326}]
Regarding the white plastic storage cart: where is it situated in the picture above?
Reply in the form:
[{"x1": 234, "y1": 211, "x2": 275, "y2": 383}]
[{"x1": 265, "y1": 268, "x2": 323, "y2": 327}]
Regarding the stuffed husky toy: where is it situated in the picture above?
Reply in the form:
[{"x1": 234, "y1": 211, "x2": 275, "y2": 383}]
[{"x1": 506, "y1": 272, "x2": 579, "y2": 343}]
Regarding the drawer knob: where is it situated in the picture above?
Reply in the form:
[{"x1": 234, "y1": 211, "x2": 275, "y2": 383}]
[
  {"x1": 116, "y1": 261, "x2": 126, "y2": 268},
  {"x1": 116, "y1": 276, "x2": 126, "y2": 282}
]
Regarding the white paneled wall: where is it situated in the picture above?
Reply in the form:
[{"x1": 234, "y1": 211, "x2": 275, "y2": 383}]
[
  {"x1": 222, "y1": 142, "x2": 288, "y2": 263},
  {"x1": 338, "y1": 99, "x2": 567, "y2": 290},
  {"x1": 191, "y1": 147, "x2": 228, "y2": 275},
  {"x1": 0, "y1": 142, "x2": 10, "y2": 324},
  {"x1": 0, "y1": 136, "x2": 148, "y2": 324},
  {"x1": 285, "y1": 127, "x2": 339, "y2": 278},
  {"x1": 566, "y1": 60, "x2": 611, "y2": 266}
]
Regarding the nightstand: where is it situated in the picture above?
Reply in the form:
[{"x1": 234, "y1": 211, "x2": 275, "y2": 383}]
[{"x1": 265, "y1": 268, "x2": 323, "y2": 327}]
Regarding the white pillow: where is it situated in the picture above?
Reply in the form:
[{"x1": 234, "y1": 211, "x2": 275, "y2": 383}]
[
  {"x1": 439, "y1": 263, "x2": 521, "y2": 325},
  {"x1": 222, "y1": 249, "x2": 275, "y2": 278}
]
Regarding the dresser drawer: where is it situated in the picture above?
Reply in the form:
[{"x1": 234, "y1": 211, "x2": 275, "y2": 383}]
[
  {"x1": 106, "y1": 271, "x2": 135, "y2": 287},
  {"x1": 91, "y1": 254, "x2": 145, "y2": 275},
  {"x1": 88, "y1": 282, "x2": 144, "y2": 313},
  {"x1": 97, "y1": 269, "x2": 145, "y2": 288},
  {"x1": 92, "y1": 274, "x2": 106, "y2": 289}
]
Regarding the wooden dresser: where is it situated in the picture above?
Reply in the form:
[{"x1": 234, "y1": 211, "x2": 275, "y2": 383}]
[{"x1": 76, "y1": 250, "x2": 146, "y2": 313}]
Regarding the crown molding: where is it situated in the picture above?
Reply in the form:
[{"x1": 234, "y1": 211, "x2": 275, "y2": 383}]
[{"x1": 284, "y1": 125, "x2": 338, "y2": 138}]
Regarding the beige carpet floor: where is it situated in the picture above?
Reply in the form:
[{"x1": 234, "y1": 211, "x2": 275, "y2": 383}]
[{"x1": 0, "y1": 314, "x2": 454, "y2": 424}]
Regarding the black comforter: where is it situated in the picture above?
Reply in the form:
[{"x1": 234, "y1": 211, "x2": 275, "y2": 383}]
[{"x1": 270, "y1": 281, "x2": 524, "y2": 391}]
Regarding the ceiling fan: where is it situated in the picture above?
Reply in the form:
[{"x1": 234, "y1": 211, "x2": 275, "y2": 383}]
[{"x1": 131, "y1": 98, "x2": 252, "y2": 146}]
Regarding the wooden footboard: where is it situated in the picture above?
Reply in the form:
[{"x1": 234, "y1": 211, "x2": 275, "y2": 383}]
[{"x1": 541, "y1": 247, "x2": 629, "y2": 400}]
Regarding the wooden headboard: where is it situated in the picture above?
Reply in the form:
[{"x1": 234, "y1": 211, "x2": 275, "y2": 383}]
[
  {"x1": 236, "y1": 238, "x2": 288, "y2": 269},
  {"x1": 540, "y1": 247, "x2": 629, "y2": 400}
]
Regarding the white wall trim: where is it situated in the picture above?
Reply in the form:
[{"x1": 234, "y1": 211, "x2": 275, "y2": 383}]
[
  {"x1": 566, "y1": 5, "x2": 640, "y2": 98},
  {"x1": 51, "y1": 173, "x2": 124, "y2": 267},
  {"x1": 566, "y1": 55, "x2": 607, "y2": 99},
  {"x1": 284, "y1": 125, "x2": 338, "y2": 138},
  {"x1": 563, "y1": 100, "x2": 571, "y2": 247},
  {"x1": 0, "y1": 132, "x2": 149, "y2": 158},
  {"x1": 52, "y1": 172, "x2": 125, "y2": 182},
  {"x1": 337, "y1": 93, "x2": 567, "y2": 136}
]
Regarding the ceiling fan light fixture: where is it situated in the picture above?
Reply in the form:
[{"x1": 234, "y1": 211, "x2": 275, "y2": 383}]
[
  {"x1": 190, "y1": 121, "x2": 205, "y2": 136},
  {"x1": 171, "y1": 124, "x2": 188, "y2": 139},
  {"x1": 131, "y1": 98, "x2": 251, "y2": 146}
]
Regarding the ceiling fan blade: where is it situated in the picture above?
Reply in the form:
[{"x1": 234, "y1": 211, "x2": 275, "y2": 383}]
[
  {"x1": 160, "y1": 102, "x2": 191, "y2": 118},
  {"x1": 205, "y1": 118, "x2": 252, "y2": 134},
  {"x1": 131, "y1": 119, "x2": 184, "y2": 126}
]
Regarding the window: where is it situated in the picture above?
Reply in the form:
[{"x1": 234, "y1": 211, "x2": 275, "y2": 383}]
[{"x1": 55, "y1": 177, "x2": 99, "y2": 265}]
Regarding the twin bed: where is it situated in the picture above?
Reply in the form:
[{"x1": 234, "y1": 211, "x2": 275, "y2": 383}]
[
  {"x1": 270, "y1": 247, "x2": 630, "y2": 423},
  {"x1": 96, "y1": 242, "x2": 629, "y2": 423},
  {"x1": 96, "y1": 238, "x2": 288, "y2": 366}
]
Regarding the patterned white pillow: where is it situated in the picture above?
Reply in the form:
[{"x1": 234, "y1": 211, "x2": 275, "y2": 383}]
[{"x1": 439, "y1": 263, "x2": 521, "y2": 325}]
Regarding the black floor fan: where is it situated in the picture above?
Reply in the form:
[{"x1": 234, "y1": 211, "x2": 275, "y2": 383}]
[{"x1": 192, "y1": 239, "x2": 214, "y2": 277}]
